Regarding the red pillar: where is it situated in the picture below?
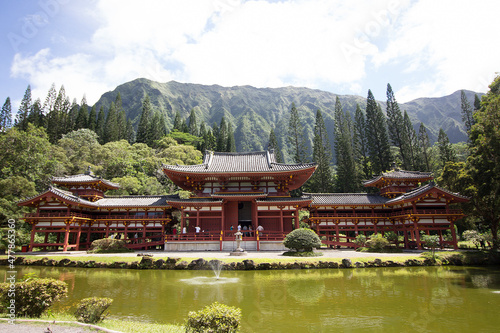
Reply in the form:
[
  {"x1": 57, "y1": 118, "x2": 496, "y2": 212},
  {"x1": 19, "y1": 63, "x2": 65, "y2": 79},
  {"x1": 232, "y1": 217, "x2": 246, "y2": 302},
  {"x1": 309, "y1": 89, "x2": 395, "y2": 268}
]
[
  {"x1": 75, "y1": 223, "x2": 82, "y2": 251},
  {"x1": 29, "y1": 224, "x2": 36, "y2": 252},
  {"x1": 294, "y1": 207, "x2": 300, "y2": 229},
  {"x1": 63, "y1": 222, "x2": 70, "y2": 252}
]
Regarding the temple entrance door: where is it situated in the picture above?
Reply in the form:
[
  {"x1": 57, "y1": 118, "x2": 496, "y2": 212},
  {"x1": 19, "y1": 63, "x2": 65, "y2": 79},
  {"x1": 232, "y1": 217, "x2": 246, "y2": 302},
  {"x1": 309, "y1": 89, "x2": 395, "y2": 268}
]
[{"x1": 238, "y1": 201, "x2": 252, "y2": 230}]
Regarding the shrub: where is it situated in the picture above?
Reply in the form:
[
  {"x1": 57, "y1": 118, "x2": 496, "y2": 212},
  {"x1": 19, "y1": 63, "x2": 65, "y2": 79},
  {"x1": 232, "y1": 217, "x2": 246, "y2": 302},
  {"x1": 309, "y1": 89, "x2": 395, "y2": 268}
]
[
  {"x1": 75, "y1": 297, "x2": 113, "y2": 323},
  {"x1": 283, "y1": 228, "x2": 321, "y2": 252},
  {"x1": 354, "y1": 234, "x2": 367, "y2": 247},
  {"x1": 185, "y1": 302, "x2": 241, "y2": 333},
  {"x1": 462, "y1": 230, "x2": 484, "y2": 249},
  {"x1": 0, "y1": 278, "x2": 67, "y2": 317},
  {"x1": 366, "y1": 234, "x2": 389, "y2": 251},
  {"x1": 87, "y1": 238, "x2": 132, "y2": 253}
]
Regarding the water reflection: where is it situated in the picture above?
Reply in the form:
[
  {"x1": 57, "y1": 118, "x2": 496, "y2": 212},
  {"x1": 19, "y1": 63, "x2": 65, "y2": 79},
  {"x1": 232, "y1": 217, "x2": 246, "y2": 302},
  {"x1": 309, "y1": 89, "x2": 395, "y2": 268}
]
[{"x1": 2, "y1": 266, "x2": 500, "y2": 332}]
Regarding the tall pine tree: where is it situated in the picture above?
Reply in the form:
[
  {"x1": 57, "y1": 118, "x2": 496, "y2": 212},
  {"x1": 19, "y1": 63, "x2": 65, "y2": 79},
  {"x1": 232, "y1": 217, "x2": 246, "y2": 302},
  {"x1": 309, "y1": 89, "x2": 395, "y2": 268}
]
[
  {"x1": 88, "y1": 105, "x2": 97, "y2": 131},
  {"x1": 96, "y1": 106, "x2": 106, "y2": 143},
  {"x1": 1, "y1": 97, "x2": 12, "y2": 131},
  {"x1": 268, "y1": 128, "x2": 284, "y2": 163},
  {"x1": 461, "y1": 90, "x2": 474, "y2": 138},
  {"x1": 437, "y1": 128, "x2": 456, "y2": 167},
  {"x1": 310, "y1": 109, "x2": 333, "y2": 192},
  {"x1": 353, "y1": 103, "x2": 370, "y2": 179},
  {"x1": 365, "y1": 90, "x2": 391, "y2": 175},
  {"x1": 16, "y1": 85, "x2": 32, "y2": 131},
  {"x1": 334, "y1": 98, "x2": 358, "y2": 192},
  {"x1": 136, "y1": 94, "x2": 152, "y2": 144},
  {"x1": 288, "y1": 102, "x2": 307, "y2": 163},
  {"x1": 418, "y1": 122, "x2": 431, "y2": 171}
]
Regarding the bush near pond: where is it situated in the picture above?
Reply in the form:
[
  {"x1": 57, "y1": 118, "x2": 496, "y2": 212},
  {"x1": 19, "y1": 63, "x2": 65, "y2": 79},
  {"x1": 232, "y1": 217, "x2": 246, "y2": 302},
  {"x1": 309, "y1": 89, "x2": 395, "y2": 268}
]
[
  {"x1": 283, "y1": 228, "x2": 321, "y2": 252},
  {"x1": 87, "y1": 238, "x2": 132, "y2": 253},
  {"x1": 75, "y1": 296, "x2": 113, "y2": 323},
  {"x1": 185, "y1": 302, "x2": 241, "y2": 333},
  {"x1": 0, "y1": 276, "x2": 67, "y2": 317}
]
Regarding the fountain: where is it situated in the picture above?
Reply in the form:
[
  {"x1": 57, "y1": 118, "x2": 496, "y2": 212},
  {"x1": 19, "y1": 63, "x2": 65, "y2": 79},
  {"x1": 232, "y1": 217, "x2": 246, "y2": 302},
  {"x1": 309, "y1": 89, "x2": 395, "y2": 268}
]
[{"x1": 179, "y1": 259, "x2": 239, "y2": 285}]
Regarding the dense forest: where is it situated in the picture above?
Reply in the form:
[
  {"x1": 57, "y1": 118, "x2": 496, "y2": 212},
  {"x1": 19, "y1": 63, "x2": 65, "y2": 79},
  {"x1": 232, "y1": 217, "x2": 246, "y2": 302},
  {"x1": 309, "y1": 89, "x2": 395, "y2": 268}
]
[{"x1": 0, "y1": 76, "x2": 499, "y2": 248}]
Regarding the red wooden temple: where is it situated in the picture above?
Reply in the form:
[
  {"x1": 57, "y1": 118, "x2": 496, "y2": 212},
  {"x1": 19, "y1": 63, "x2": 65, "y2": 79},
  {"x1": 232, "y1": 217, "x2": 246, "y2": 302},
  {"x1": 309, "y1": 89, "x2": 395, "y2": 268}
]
[{"x1": 18, "y1": 150, "x2": 468, "y2": 251}]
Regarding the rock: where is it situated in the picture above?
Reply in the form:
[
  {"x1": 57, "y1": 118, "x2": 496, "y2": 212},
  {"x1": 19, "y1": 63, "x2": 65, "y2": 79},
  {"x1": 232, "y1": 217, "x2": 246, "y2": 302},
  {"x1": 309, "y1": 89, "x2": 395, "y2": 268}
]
[
  {"x1": 57, "y1": 258, "x2": 71, "y2": 266},
  {"x1": 257, "y1": 262, "x2": 271, "y2": 270},
  {"x1": 354, "y1": 261, "x2": 364, "y2": 268},
  {"x1": 374, "y1": 259, "x2": 383, "y2": 266},
  {"x1": 188, "y1": 258, "x2": 208, "y2": 270},
  {"x1": 174, "y1": 261, "x2": 188, "y2": 269},
  {"x1": 166, "y1": 257, "x2": 180, "y2": 264},
  {"x1": 139, "y1": 257, "x2": 154, "y2": 268},
  {"x1": 341, "y1": 258, "x2": 352, "y2": 268},
  {"x1": 154, "y1": 259, "x2": 165, "y2": 268},
  {"x1": 242, "y1": 260, "x2": 255, "y2": 270}
]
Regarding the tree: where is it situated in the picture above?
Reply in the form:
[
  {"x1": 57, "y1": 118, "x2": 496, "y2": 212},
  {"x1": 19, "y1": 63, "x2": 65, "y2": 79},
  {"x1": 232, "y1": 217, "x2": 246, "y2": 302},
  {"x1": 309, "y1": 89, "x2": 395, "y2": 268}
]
[
  {"x1": 173, "y1": 111, "x2": 182, "y2": 131},
  {"x1": 103, "y1": 102, "x2": 119, "y2": 143},
  {"x1": 402, "y1": 111, "x2": 418, "y2": 169},
  {"x1": 188, "y1": 109, "x2": 199, "y2": 136},
  {"x1": 365, "y1": 90, "x2": 391, "y2": 174},
  {"x1": 467, "y1": 75, "x2": 500, "y2": 248},
  {"x1": 216, "y1": 117, "x2": 228, "y2": 152},
  {"x1": 437, "y1": 128, "x2": 456, "y2": 167},
  {"x1": 288, "y1": 103, "x2": 307, "y2": 163},
  {"x1": 1, "y1": 97, "x2": 12, "y2": 131},
  {"x1": 75, "y1": 97, "x2": 88, "y2": 130},
  {"x1": 95, "y1": 106, "x2": 106, "y2": 143},
  {"x1": 16, "y1": 85, "x2": 32, "y2": 131},
  {"x1": 226, "y1": 122, "x2": 236, "y2": 152},
  {"x1": 309, "y1": 109, "x2": 333, "y2": 192},
  {"x1": 353, "y1": 103, "x2": 371, "y2": 179},
  {"x1": 136, "y1": 94, "x2": 152, "y2": 144},
  {"x1": 461, "y1": 90, "x2": 474, "y2": 138},
  {"x1": 268, "y1": 128, "x2": 284, "y2": 163},
  {"x1": 334, "y1": 99, "x2": 357, "y2": 192},
  {"x1": 386, "y1": 84, "x2": 408, "y2": 167},
  {"x1": 88, "y1": 105, "x2": 97, "y2": 131},
  {"x1": 418, "y1": 123, "x2": 431, "y2": 171}
]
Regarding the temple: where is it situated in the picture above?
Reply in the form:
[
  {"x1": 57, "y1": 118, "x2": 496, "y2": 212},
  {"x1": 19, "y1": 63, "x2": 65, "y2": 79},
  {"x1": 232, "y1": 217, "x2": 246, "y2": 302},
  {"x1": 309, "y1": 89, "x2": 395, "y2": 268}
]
[{"x1": 19, "y1": 150, "x2": 468, "y2": 252}]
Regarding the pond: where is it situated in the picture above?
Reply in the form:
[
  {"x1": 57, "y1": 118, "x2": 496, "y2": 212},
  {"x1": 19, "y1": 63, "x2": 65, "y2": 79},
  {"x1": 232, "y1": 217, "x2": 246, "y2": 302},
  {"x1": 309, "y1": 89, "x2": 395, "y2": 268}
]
[{"x1": 2, "y1": 265, "x2": 500, "y2": 332}]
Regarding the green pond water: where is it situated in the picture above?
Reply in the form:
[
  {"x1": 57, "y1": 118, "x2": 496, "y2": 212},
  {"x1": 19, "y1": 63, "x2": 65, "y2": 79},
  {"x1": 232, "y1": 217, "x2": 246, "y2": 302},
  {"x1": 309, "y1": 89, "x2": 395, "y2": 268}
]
[{"x1": 3, "y1": 265, "x2": 500, "y2": 332}]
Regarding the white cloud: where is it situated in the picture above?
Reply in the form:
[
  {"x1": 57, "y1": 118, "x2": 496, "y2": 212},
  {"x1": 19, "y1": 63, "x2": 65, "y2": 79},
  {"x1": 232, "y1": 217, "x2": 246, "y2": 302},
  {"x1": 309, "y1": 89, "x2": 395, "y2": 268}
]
[{"x1": 9, "y1": 0, "x2": 500, "y2": 105}]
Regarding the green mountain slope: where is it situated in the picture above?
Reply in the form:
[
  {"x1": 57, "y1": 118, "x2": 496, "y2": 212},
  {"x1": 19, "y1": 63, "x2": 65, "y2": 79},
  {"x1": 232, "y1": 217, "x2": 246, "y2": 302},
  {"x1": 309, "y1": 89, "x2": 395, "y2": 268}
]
[{"x1": 95, "y1": 78, "x2": 479, "y2": 153}]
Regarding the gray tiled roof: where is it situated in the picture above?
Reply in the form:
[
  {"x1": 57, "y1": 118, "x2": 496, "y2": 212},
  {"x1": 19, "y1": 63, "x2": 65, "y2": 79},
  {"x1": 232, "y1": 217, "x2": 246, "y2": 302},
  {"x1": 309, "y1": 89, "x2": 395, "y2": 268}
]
[
  {"x1": 307, "y1": 193, "x2": 389, "y2": 206},
  {"x1": 52, "y1": 174, "x2": 120, "y2": 188},
  {"x1": 386, "y1": 182, "x2": 469, "y2": 204},
  {"x1": 97, "y1": 195, "x2": 177, "y2": 207},
  {"x1": 256, "y1": 196, "x2": 313, "y2": 203},
  {"x1": 163, "y1": 150, "x2": 317, "y2": 173},
  {"x1": 19, "y1": 186, "x2": 98, "y2": 207},
  {"x1": 364, "y1": 170, "x2": 433, "y2": 185}
]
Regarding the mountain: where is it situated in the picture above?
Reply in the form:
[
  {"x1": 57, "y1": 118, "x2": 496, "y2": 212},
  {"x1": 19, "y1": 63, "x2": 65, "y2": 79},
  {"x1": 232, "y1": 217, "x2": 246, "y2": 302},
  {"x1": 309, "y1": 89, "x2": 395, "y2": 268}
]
[{"x1": 95, "y1": 78, "x2": 480, "y2": 154}]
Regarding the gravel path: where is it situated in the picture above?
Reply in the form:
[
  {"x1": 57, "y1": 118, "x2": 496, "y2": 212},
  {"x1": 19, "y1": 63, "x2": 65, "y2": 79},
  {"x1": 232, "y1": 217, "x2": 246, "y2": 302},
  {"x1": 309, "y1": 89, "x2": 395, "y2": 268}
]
[
  {"x1": 0, "y1": 322, "x2": 95, "y2": 333},
  {"x1": 22, "y1": 248, "x2": 424, "y2": 259}
]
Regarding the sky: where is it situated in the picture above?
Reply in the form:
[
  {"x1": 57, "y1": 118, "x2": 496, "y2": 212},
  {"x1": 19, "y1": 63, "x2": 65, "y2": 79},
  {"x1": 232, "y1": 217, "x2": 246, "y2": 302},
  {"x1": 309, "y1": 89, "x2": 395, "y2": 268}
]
[{"x1": 1, "y1": 0, "x2": 499, "y2": 109}]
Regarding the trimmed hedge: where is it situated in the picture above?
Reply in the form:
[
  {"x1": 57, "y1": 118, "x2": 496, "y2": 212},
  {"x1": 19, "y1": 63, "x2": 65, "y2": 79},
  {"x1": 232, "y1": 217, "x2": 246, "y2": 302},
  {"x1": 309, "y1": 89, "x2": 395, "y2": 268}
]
[
  {"x1": 75, "y1": 297, "x2": 113, "y2": 323},
  {"x1": 283, "y1": 228, "x2": 321, "y2": 252},
  {"x1": 0, "y1": 278, "x2": 67, "y2": 317},
  {"x1": 185, "y1": 302, "x2": 241, "y2": 332},
  {"x1": 87, "y1": 238, "x2": 132, "y2": 253}
]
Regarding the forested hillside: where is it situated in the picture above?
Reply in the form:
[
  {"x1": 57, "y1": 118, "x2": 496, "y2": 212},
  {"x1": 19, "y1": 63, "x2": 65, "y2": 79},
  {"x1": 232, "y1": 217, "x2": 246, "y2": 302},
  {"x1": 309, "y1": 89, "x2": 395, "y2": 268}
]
[{"x1": 95, "y1": 79, "x2": 478, "y2": 153}]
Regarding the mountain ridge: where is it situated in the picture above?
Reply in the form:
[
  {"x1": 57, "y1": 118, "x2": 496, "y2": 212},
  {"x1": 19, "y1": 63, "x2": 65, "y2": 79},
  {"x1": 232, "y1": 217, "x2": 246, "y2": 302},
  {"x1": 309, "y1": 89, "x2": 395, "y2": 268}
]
[{"x1": 95, "y1": 78, "x2": 480, "y2": 153}]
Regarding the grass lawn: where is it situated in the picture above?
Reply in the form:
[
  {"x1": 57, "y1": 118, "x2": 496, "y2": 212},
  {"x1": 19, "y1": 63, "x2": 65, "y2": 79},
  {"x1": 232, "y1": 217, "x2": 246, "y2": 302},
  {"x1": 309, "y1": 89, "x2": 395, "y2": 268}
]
[{"x1": 1, "y1": 312, "x2": 184, "y2": 333}]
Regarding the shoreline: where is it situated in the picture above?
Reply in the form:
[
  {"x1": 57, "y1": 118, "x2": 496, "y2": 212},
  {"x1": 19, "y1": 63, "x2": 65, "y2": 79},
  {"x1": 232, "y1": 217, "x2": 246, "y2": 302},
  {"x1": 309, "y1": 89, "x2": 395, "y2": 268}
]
[{"x1": 2, "y1": 249, "x2": 499, "y2": 270}]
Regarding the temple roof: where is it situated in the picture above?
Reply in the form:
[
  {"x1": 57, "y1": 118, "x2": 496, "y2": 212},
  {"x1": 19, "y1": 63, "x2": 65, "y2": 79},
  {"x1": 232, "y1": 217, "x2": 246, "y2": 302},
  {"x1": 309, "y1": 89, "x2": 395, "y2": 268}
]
[
  {"x1": 307, "y1": 193, "x2": 389, "y2": 206},
  {"x1": 363, "y1": 169, "x2": 433, "y2": 187},
  {"x1": 163, "y1": 150, "x2": 317, "y2": 174},
  {"x1": 51, "y1": 174, "x2": 120, "y2": 189},
  {"x1": 97, "y1": 195, "x2": 177, "y2": 207},
  {"x1": 386, "y1": 182, "x2": 469, "y2": 204}
]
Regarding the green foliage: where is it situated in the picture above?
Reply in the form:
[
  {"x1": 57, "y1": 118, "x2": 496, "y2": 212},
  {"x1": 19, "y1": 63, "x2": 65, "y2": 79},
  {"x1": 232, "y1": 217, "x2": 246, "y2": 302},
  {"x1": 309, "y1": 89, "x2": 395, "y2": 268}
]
[
  {"x1": 288, "y1": 103, "x2": 308, "y2": 163},
  {"x1": 334, "y1": 97, "x2": 358, "y2": 192},
  {"x1": 0, "y1": 278, "x2": 67, "y2": 317},
  {"x1": 283, "y1": 228, "x2": 321, "y2": 252},
  {"x1": 74, "y1": 297, "x2": 113, "y2": 323},
  {"x1": 185, "y1": 302, "x2": 241, "y2": 333},
  {"x1": 420, "y1": 233, "x2": 440, "y2": 258},
  {"x1": 87, "y1": 238, "x2": 132, "y2": 253},
  {"x1": 354, "y1": 234, "x2": 367, "y2": 247},
  {"x1": 167, "y1": 130, "x2": 202, "y2": 146},
  {"x1": 462, "y1": 230, "x2": 484, "y2": 249},
  {"x1": 366, "y1": 233, "x2": 389, "y2": 251}
]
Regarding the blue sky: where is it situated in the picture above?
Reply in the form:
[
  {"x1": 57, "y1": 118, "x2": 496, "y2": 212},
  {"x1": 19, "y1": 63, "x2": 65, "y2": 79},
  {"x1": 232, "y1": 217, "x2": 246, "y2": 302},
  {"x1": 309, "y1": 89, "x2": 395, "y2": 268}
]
[{"x1": 2, "y1": 0, "x2": 499, "y2": 109}]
